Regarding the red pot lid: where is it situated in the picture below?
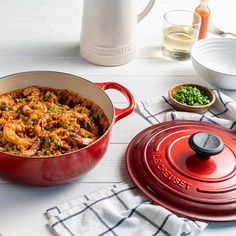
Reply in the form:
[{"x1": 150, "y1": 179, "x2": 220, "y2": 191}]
[{"x1": 126, "y1": 121, "x2": 236, "y2": 222}]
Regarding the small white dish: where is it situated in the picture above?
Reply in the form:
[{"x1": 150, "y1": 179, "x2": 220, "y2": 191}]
[{"x1": 191, "y1": 38, "x2": 236, "y2": 90}]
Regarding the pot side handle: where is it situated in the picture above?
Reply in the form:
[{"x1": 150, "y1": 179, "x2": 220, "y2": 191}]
[{"x1": 95, "y1": 82, "x2": 135, "y2": 123}]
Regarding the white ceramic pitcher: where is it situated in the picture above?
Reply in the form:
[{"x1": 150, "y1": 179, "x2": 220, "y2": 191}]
[{"x1": 80, "y1": 0, "x2": 156, "y2": 66}]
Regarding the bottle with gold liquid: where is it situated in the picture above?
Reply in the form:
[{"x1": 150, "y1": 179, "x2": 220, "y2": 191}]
[{"x1": 195, "y1": 0, "x2": 210, "y2": 39}]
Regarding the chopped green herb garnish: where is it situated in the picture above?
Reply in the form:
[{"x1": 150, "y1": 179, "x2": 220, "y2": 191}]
[
  {"x1": 15, "y1": 98, "x2": 20, "y2": 103},
  {"x1": 10, "y1": 106, "x2": 15, "y2": 111},
  {"x1": 45, "y1": 149, "x2": 54, "y2": 155},
  {"x1": 1, "y1": 104, "x2": 6, "y2": 110},
  {"x1": 45, "y1": 125, "x2": 52, "y2": 131},
  {"x1": 35, "y1": 150, "x2": 41, "y2": 155},
  {"x1": 58, "y1": 108, "x2": 62, "y2": 113},
  {"x1": 45, "y1": 138, "x2": 51, "y2": 145},
  {"x1": 47, "y1": 106, "x2": 55, "y2": 113},
  {"x1": 6, "y1": 145, "x2": 18, "y2": 152},
  {"x1": 45, "y1": 91, "x2": 51, "y2": 98},
  {"x1": 63, "y1": 124, "x2": 69, "y2": 129},
  {"x1": 92, "y1": 113, "x2": 98, "y2": 120},
  {"x1": 56, "y1": 141, "x2": 61, "y2": 147},
  {"x1": 172, "y1": 85, "x2": 210, "y2": 106}
]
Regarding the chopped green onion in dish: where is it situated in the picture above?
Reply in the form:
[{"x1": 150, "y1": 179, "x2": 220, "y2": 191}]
[
  {"x1": 47, "y1": 106, "x2": 55, "y2": 112},
  {"x1": 63, "y1": 124, "x2": 69, "y2": 129},
  {"x1": 172, "y1": 85, "x2": 210, "y2": 106},
  {"x1": 45, "y1": 125, "x2": 52, "y2": 131},
  {"x1": 1, "y1": 104, "x2": 6, "y2": 110},
  {"x1": 44, "y1": 91, "x2": 51, "y2": 98},
  {"x1": 45, "y1": 149, "x2": 54, "y2": 155},
  {"x1": 45, "y1": 138, "x2": 51, "y2": 145}
]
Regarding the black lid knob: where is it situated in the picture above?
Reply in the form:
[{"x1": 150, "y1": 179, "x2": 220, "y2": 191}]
[{"x1": 188, "y1": 132, "x2": 224, "y2": 160}]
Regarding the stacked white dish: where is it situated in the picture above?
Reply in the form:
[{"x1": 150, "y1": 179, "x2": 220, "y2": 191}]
[{"x1": 191, "y1": 38, "x2": 236, "y2": 90}]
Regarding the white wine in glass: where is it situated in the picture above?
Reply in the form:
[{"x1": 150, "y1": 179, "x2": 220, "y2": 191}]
[
  {"x1": 162, "y1": 26, "x2": 199, "y2": 61},
  {"x1": 161, "y1": 10, "x2": 201, "y2": 61}
]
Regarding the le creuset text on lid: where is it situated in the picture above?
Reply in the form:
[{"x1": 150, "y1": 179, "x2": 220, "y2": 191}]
[{"x1": 126, "y1": 120, "x2": 236, "y2": 222}]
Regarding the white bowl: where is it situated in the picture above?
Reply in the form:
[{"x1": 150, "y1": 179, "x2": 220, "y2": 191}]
[{"x1": 191, "y1": 38, "x2": 236, "y2": 90}]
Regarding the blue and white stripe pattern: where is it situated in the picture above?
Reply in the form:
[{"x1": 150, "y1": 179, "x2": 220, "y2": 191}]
[
  {"x1": 46, "y1": 183, "x2": 207, "y2": 236},
  {"x1": 137, "y1": 89, "x2": 236, "y2": 130}
]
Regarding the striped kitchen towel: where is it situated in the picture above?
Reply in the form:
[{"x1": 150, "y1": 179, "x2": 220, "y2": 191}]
[
  {"x1": 46, "y1": 183, "x2": 207, "y2": 236},
  {"x1": 136, "y1": 89, "x2": 236, "y2": 130}
]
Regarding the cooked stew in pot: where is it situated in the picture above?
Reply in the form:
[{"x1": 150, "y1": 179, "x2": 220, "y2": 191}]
[{"x1": 0, "y1": 86, "x2": 109, "y2": 156}]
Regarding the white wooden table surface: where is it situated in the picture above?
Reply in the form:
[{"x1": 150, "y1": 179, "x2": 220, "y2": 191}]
[{"x1": 0, "y1": 0, "x2": 236, "y2": 235}]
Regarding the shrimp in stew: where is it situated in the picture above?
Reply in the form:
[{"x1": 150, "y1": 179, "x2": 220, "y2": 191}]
[{"x1": 0, "y1": 86, "x2": 109, "y2": 156}]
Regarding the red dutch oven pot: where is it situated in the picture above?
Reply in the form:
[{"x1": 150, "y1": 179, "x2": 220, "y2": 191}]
[
  {"x1": 0, "y1": 71, "x2": 135, "y2": 186},
  {"x1": 126, "y1": 120, "x2": 236, "y2": 222}
]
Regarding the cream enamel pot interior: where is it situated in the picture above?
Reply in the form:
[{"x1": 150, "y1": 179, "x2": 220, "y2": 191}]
[{"x1": 0, "y1": 71, "x2": 135, "y2": 186}]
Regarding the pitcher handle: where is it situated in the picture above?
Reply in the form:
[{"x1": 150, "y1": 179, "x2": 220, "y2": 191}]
[
  {"x1": 95, "y1": 82, "x2": 135, "y2": 123},
  {"x1": 138, "y1": 0, "x2": 156, "y2": 23}
]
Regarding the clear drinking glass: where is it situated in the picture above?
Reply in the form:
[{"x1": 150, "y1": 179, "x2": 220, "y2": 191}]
[{"x1": 161, "y1": 10, "x2": 201, "y2": 61}]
